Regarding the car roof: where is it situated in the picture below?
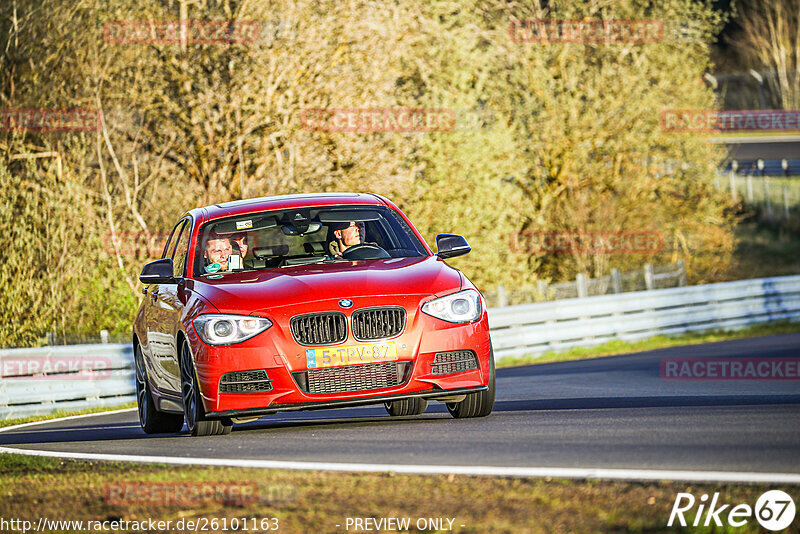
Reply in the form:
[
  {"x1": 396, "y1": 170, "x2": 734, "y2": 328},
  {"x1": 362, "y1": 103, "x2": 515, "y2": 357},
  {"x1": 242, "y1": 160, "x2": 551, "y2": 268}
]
[{"x1": 187, "y1": 193, "x2": 389, "y2": 224}]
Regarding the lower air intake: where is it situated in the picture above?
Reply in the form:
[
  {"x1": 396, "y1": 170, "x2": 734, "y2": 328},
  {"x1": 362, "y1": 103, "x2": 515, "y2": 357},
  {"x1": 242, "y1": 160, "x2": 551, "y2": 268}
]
[
  {"x1": 219, "y1": 369, "x2": 273, "y2": 393},
  {"x1": 431, "y1": 350, "x2": 478, "y2": 375},
  {"x1": 298, "y1": 362, "x2": 408, "y2": 394}
]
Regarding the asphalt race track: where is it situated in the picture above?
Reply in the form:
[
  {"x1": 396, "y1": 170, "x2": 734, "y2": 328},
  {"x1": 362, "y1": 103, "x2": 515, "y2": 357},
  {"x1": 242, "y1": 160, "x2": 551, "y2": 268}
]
[{"x1": 2, "y1": 333, "x2": 799, "y2": 480}]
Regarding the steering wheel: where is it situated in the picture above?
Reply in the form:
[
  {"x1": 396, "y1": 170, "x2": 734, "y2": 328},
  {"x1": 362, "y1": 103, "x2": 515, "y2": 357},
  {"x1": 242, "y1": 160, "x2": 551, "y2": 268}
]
[{"x1": 341, "y1": 244, "x2": 391, "y2": 260}]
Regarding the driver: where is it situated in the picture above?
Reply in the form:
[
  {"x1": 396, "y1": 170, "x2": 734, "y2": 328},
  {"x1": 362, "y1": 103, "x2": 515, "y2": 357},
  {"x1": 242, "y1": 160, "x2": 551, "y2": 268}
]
[
  {"x1": 328, "y1": 221, "x2": 367, "y2": 257},
  {"x1": 204, "y1": 234, "x2": 248, "y2": 271}
]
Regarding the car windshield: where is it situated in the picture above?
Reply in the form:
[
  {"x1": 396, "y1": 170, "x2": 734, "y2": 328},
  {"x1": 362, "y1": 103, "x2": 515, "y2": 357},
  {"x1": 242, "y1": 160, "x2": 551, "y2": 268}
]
[{"x1": 193, "y1": 205, "x2": 427, "y2": 276}]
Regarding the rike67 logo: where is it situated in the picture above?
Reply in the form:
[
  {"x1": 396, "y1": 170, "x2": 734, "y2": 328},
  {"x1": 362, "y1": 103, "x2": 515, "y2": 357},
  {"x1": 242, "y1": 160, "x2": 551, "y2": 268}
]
[{"x1": 669, "y1": 490, "x2": 796, "y2": 531}]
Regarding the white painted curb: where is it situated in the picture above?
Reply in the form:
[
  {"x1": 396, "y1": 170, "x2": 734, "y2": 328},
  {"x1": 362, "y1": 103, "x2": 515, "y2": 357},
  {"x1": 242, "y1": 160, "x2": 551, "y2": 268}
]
[{"x1": 1, "y1": 410, "x2": 799, "y2": 484}]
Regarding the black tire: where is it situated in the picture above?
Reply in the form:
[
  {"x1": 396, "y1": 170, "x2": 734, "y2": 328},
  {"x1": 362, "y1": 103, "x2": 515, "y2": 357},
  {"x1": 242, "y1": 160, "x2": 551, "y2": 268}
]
[
  {"x1": 384, "y1": 397, "x2": 428, "y2": 416},
  {"x1": 134, "y1": 343, "x2": 184, "y2": 434},
  {"x1": 179, "y1": 340, "x2": 232, "y2": 436},
  {"x1": 447, "y1": 349, "x2": 495, "y2": 419}
]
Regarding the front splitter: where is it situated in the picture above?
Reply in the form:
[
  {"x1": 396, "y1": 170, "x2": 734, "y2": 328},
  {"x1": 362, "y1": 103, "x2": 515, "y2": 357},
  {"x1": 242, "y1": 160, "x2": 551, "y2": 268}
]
[{"x1": 206, "y1": 386, "x2": 487, "y2": 418}]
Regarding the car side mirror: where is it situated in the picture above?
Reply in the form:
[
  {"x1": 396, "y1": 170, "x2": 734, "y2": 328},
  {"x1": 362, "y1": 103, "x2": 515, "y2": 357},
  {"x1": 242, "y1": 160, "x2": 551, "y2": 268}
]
[
  {"x1": 435, "y1": 234, "x2": 471, "y2": 259},
  {"x1": 139, "y1": 258, "x2": 175, "y2": 284}
]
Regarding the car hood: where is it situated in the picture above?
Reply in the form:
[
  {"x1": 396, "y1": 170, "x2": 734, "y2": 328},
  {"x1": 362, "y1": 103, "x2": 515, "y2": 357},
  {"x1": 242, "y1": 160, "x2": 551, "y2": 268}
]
[{"x1": 190, "y1": 256, "x2": 462, "y2": 313}]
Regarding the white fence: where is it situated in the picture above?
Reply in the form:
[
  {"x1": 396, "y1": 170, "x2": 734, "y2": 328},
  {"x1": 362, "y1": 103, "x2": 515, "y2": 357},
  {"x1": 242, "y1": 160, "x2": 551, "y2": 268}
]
[
  {"x1": 2, "y1": 275, "x2": 800, "y2": 419},
  {"x1": 484, "y1": 261, "x2": 686, "y2": 307},
  {"x1": 715, "y1": 171, "x2": 800, "y2": 224}
]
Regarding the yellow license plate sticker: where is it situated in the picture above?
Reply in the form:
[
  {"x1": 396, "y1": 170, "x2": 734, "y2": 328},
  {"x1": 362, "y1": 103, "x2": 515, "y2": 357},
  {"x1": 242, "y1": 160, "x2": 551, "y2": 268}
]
[{"x1": 305, "y1": 342, "x2": 398, "y2": 369}]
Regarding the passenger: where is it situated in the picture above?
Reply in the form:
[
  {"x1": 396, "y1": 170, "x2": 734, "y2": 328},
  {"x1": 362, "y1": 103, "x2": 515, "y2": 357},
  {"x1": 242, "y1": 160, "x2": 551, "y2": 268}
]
[{"x1": 203, "y1": 234, "x2": 248, "y2": 271}]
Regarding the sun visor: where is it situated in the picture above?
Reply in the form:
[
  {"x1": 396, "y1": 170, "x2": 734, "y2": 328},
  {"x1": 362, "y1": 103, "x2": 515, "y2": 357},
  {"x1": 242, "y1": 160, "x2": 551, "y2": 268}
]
[{"x1": 317, "y1": 210, "x2": 381, "y2": 223}]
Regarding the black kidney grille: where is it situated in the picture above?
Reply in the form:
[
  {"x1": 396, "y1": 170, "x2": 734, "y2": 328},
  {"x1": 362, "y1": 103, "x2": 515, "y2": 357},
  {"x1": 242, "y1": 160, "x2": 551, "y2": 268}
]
[
  {"x1": 304, "y1": 362, "x2": 405, "y2": 394},
  {"x1": 352, "y1": 307, "x2": 406, "y2": 340},
  {"x1": 291, "y1": 312, "x2": 347, "y2": 345},
  {"x1": 219, "y1": 369, "x2": 273, "y2": 393},
  {"x1": 431, "y1": 350, "x2": 478, "y2": 375}
]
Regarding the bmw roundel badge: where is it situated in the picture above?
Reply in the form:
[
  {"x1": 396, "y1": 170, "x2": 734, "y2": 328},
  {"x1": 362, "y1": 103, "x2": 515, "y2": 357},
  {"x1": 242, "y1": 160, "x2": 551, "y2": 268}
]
[{"x1": 339, "y1": 299, "x2": 353, "y2": 308}]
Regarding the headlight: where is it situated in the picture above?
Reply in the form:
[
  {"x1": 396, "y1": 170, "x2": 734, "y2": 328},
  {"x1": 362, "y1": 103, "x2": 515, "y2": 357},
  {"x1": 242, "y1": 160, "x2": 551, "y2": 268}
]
[
  {"x1": 193, "y1": 314, "x2": 272, "y2": 346},
  {"x1": 421, "y1": 289, "x2": 481, "y2": 323}
]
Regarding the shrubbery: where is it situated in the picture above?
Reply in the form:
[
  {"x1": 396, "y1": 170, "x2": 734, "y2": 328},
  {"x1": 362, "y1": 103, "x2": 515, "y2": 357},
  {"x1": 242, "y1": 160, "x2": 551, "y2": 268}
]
[{"x1": 0, "y1": 0, "x2": 734, "y2": 346}]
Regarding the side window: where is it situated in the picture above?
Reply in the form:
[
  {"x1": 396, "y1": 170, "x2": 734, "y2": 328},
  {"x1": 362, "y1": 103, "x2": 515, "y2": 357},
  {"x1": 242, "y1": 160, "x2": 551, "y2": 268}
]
[
  {"x1": 161, "y1": 220, "x2": 184, "y2": 260},
  {"x1": 171, "y1": 220, "x2": 191, "y2": 278}
]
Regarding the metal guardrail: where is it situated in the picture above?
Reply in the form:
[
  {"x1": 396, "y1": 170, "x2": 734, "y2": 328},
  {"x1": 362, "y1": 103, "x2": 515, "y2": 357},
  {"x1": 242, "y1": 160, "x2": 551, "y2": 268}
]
[
  {"x1": 489, "y1": 275, "x2": 800, "y2": 360},
  {"x1": 0, "y1": 344, "x2": 134, "y2": 420},
  {"x1": 2, "y1": 275, "x2": 799, "y2": 419},
  {"x1": 721, "y1": 159, "x2": 800, "y2": 177}
]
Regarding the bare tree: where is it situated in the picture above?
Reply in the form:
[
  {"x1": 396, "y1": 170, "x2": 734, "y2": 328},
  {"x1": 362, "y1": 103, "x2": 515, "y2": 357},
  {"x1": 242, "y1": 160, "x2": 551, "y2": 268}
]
[{"x1": 730, "y1": 0, "x2": 800, "y2": 109}]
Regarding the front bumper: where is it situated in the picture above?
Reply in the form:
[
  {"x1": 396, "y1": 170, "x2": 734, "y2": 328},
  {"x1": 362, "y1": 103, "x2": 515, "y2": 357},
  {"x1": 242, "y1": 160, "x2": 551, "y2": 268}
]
[{"x1": 187, "y1": 295, "x2": 492, "y2": 416}]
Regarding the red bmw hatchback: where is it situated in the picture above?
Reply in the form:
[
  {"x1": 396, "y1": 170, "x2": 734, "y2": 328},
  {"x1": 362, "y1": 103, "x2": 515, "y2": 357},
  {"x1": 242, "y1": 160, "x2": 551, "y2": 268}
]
[{"x1": 133, "y1": 193, "x2": 494, "y2": 436}]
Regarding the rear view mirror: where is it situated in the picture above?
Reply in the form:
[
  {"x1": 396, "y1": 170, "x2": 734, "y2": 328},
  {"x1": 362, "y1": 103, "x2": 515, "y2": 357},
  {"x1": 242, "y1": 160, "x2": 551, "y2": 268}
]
[
  {"x1": 139, "y1": 258, "x2": 175, "y2": 284},
  {"x1": 282, "y1": 222, "x2": 322, "y2": 236},
  {"x1": 436, "y1": 234, "x2": 471, "y2": 259}
]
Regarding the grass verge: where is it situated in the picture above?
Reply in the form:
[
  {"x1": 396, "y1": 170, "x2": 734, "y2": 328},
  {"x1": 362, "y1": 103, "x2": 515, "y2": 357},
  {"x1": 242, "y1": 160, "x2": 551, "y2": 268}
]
[
  {"x1": 496, "y1": 320, "x2": 800, "y2": 368},
  {"x1": 2, "y1": 325, "x2": 797, "y2": 532},
  {"x1": 727, "y1": 221, "x2": 800, "y2": 281},
  {"x1": 0, "y1": 453, "x2": 788, "y2": 533}
]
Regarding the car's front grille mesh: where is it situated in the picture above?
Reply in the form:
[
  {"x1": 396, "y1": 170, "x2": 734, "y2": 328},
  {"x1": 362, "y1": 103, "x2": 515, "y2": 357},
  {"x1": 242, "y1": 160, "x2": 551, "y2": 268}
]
[
  {"x1": 290, "y1": 312, "x2": 347, "y2": 345},
  {"x1": 431, "y1": 350, "x2": 478, "y2": 375},
  {"x1": 351, "y1": 307, "x2": 406, "y2": 340},
  {"x1": 304, "y1": 362, "x2": 405, "y2": 394},
  {"x1": 219, "y1": 369, "x2": 273, "y2": 393}
]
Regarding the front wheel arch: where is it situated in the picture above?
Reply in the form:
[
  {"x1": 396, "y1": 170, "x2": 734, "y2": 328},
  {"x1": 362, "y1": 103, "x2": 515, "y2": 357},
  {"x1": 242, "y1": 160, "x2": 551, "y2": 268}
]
[
  {"x1": 446, "y1": 346, "x2": 495, "y2": 419},
  {"x1": 133, "y1": 340, "x2": 184, "y2": 434}
]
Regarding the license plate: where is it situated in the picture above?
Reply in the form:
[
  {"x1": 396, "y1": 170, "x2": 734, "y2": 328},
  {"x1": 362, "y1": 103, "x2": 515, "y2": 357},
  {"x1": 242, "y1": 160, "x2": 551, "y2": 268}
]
[{"x1": 305, "y1": 342, "x2": 398, "y2": 369}]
